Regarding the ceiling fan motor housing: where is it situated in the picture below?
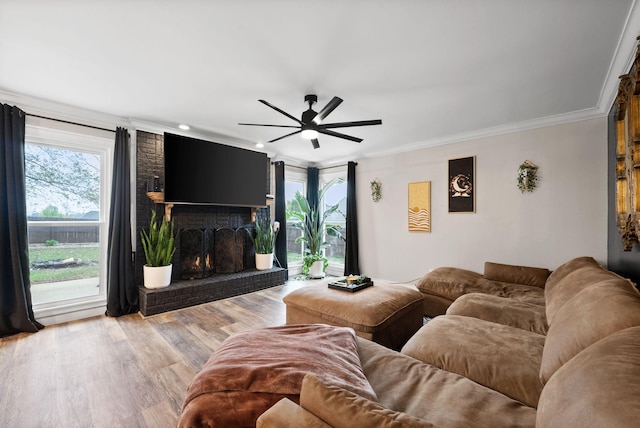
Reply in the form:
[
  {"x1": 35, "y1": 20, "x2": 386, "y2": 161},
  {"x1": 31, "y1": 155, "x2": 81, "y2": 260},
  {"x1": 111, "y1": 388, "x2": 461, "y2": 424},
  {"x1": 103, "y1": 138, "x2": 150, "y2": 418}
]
[{"x1": 304, "y1": 94, "x2": 318, "y2": 106}]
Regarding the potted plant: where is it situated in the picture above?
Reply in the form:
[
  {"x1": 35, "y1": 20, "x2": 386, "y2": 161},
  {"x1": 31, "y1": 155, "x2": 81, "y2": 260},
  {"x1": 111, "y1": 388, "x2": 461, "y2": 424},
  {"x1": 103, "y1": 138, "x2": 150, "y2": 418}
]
[
  {"x1": 140, "y1": 210, "x2": 176, "y2": 288},
  {"x1": 247, "y1": 217, "x2": 280, "y2": 270},
  {"x1": 287, "y1": 178, "x2": 344, "y2": 278}
]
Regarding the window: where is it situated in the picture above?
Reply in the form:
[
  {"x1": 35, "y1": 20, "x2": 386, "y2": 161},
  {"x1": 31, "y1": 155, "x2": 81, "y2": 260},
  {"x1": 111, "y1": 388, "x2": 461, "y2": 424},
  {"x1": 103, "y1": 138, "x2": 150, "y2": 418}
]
[
  {"x1": 25, "y1": 118, "x2": 113, "y2": 321},
  {"x1": 284, "y1": 167, "x2": 306, "y2": 274},
  {"x1": 320, "y1": 167, "x2": 347, "y2": 276}
]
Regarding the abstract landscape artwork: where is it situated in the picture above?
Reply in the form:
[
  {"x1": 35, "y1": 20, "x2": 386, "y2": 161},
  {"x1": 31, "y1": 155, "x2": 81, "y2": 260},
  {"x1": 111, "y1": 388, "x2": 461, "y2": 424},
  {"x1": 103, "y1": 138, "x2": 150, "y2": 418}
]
[{"x1": 408, "y1": 181, "x2": 431, "y2": 232}]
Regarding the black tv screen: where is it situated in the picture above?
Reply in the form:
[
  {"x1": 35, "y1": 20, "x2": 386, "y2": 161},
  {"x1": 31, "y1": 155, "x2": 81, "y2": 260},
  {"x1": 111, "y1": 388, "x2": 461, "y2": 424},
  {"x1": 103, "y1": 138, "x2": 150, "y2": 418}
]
[{"x1": 164, "y1": 133, "x2": 268, "y2": 207}]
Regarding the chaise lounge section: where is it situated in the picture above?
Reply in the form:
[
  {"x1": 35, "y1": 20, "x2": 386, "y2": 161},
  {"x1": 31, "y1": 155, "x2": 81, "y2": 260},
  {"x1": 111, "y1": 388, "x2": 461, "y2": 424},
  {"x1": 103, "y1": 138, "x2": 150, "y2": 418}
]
[{"x1": 416, "y1": 261, "x2": 551, "y2": 318}]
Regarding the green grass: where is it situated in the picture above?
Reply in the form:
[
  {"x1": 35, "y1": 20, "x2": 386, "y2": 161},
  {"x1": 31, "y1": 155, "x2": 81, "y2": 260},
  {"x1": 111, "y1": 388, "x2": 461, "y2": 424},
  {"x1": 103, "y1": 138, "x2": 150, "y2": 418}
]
[
  {"x1": 30, "y1": 266, "x2": 99, "y2": 283},
  {"x1": 29, "y1": 243, "x2": 99, "y2": 284},
  {"x1": 29, "y1": 244, "x2": 99, "y2": 262}
]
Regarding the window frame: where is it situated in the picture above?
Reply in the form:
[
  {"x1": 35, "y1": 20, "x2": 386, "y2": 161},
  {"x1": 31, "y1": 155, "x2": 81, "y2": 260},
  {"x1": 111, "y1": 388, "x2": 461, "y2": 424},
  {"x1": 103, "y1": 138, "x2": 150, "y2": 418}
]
[
  {"x1": 25, "y1": 118, "x2": 113, "y2": 322},
  {"x1": 319, "y1": 166, "x2": 347, "y2": 277}
]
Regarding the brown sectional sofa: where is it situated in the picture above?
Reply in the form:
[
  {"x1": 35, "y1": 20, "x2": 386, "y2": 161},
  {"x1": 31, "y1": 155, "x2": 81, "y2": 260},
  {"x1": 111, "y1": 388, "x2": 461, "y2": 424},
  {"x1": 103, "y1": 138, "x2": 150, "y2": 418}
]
[{"x1": 257, "y1": 257, "x2": 640, "y2": 427}]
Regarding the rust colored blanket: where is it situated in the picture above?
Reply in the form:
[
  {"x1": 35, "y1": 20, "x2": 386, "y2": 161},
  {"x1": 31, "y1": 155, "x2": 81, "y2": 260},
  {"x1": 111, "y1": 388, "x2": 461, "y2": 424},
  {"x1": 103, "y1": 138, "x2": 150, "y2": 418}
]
[{"x1": 179, "y1": 324, "x2": 376, "y2": 428}]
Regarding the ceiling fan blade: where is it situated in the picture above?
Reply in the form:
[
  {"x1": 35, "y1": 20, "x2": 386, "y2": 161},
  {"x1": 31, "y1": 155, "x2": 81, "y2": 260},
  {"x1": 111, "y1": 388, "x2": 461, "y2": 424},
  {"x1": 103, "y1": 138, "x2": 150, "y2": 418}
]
[
  {"x1": 238, "y1": 123, "x2": 300, "y2": 128},
  {"x1": 311, "y1": 138, "x2": 320, "y2": 149},
  {"x1": 318, "y1": 129, "x2": 363, "y2": 143},
  {"x1": 319, "y1": 119, "x2": 382, "y2": 129},
  {"x1": 312, "y1": 96, "x2": 343, "y2": 125},
  {"x1": 259, "y1": 100, "x2": 303, "y2": 125},
  {"x1": 269, "y1": 129, "x2": 301, "y2": 143}
]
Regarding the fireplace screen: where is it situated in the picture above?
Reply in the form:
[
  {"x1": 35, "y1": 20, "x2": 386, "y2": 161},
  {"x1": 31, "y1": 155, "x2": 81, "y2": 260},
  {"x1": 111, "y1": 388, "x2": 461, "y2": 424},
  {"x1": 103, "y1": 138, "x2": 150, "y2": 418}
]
[
  {"x1": 180, "y1": 227, "x2": 255, "y2": 278},
  {"x1": 180, "y1": 228, "x2": 214, "y2": 279}
]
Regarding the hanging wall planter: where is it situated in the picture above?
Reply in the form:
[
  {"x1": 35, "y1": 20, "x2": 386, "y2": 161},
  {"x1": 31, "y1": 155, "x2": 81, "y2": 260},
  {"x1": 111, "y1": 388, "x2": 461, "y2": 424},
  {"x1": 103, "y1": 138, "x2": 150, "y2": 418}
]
[
  {"x1": 517, "y1": 160, "x2": 539, "y2": 193},
  {"x1": 371, "y1": 178, "x2": 382, "y2": 202}
]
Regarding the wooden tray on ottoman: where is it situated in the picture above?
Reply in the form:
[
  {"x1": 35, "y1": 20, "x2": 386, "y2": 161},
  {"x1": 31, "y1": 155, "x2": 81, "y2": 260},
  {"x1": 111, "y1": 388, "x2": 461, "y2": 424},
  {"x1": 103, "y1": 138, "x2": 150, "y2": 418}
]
[{"x1": 328, "y1": 277, "x2": 373, "y2": 292}]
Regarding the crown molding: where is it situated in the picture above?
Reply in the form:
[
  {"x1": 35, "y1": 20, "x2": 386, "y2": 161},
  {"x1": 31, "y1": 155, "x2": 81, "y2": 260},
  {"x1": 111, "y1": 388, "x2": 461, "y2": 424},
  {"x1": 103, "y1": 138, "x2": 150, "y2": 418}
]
[
  {"x1": 362, "y1": 107, "x2": 605, "y2": 160},
  {"x1": 128, "y1": 119, "x2": 261, "y2": 152},
  {"x1": 0, "y1": 89, "x2": 128, "y2": 130},
  {"x1": 598, "y1": 0, "x2": 640, "y2": 113}
]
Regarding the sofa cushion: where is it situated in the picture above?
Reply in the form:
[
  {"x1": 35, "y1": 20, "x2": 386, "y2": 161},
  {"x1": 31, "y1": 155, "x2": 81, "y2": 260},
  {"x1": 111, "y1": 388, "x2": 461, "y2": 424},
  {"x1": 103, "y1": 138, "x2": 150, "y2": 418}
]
[
  {"x1": 540, "y1": 279, "x2": 640, "y2": 384},
  {"x1": 484, "y1": 262, "x2": 550, "y2": 288},
  {"x1": 257, "y1": 398, "x2": 332, "y2": 428},
  {"x1": 536, "y1": 326, "x2": 640, "y2": 428},
  {"x1": 357, "y1": 337, "x2": 537, "y2": 427},
  {"x1": 401, "y1": 316, "x2": 545, "y2": 408},
  {"x1": 473, "y1": 278, "x2": 546, "y2": 305},
  {"x1": 415, "y1": 267, "x2": 483, "y2": 300},
  {"x1": 299, "y1": 373, "x2": 434, "y2": 428},
  {"x1": 446, "y1": 293, "x2": 548, "y2": 334}
]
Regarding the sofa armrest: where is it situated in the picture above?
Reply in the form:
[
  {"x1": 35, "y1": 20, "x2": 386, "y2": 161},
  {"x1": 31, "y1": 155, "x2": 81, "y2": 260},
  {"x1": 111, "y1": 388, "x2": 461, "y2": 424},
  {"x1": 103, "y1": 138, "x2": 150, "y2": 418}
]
[{"x1": 256, "y1": 398, "x2": 331, "y2": 428}]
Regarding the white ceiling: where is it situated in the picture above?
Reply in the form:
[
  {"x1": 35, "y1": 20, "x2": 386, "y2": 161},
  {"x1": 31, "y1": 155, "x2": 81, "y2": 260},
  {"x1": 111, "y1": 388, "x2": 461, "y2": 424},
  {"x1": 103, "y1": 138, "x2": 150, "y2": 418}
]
[{"x1": 0, "y1": 1, "x2": 638, "y2": 166}]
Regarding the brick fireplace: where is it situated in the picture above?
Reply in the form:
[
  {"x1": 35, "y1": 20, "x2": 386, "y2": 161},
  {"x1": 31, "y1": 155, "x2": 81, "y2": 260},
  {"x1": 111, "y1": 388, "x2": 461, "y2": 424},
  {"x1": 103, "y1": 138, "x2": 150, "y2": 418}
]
[{"x1": 135, "y1": 131, "x2": 286, "y2": 316}]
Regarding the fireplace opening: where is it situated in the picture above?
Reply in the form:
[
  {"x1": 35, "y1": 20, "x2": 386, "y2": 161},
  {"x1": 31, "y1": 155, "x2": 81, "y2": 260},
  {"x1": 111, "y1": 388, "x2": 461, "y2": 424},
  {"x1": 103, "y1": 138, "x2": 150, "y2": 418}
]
[{"x1": 180, "y1": 226, "x2": 255, "y2": 279}]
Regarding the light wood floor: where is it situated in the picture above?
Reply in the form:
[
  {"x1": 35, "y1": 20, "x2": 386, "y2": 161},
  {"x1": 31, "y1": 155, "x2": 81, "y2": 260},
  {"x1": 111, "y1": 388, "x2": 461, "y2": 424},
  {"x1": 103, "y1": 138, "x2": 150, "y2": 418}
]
[{"x1": 0, "y1": 279, "x2": 314, "y2": 428}]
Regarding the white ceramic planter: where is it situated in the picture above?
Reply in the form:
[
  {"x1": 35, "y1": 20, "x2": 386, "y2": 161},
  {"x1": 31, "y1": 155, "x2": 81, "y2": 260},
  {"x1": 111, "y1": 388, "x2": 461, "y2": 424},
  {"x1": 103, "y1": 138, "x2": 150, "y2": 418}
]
[
  {"x1": 309, "y1": 260, "x2": 325, "y2": 279},
  {"x1": 255, "y1": 253, "x2": 274, "y2": 270},
  {"x1": 143, "y1": 264, "x2": 172, "y2": 289}
]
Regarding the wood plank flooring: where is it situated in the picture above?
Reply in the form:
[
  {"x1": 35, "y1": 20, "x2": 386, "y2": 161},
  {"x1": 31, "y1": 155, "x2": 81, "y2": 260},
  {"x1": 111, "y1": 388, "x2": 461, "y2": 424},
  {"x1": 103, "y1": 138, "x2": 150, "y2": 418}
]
[{"x1": 0, "y1": 279, "x2": 313, "y2": 428}]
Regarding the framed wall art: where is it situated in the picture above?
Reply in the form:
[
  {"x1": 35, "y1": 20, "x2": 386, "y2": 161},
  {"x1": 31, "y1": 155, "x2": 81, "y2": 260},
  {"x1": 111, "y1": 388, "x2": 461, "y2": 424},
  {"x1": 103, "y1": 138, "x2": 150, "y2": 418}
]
[
  {"x1": 408, "y1": 181, "x2": 431, "y2": 232},
  {"x1": 448, "y1": 156, "x2": 475, "y2": 213}
]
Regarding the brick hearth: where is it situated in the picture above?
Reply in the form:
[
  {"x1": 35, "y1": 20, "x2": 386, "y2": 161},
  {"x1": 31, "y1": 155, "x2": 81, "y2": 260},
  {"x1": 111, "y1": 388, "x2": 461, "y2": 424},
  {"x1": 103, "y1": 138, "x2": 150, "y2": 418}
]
[{"x1": 139, "y1": 267, "x2": 286, "y2": 316}]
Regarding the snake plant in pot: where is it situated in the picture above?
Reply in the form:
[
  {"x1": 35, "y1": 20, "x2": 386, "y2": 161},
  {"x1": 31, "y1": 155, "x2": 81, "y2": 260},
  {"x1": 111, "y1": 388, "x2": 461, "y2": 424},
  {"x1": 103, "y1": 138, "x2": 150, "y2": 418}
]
[
  {"x1": 140, "y1": 210, "x2": 176, "y2": 288},
  {"x1": 247, "y1": 217, "x2": 280, "y2": 270},
  {"x1": 287, "y1": 178, "x2": 344, "y2": 278}
]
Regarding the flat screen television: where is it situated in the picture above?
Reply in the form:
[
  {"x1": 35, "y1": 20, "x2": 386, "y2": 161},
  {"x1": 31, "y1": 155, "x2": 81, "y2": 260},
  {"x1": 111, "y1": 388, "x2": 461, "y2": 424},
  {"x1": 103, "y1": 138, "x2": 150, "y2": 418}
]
[{"x1": 164, "y1": 133, "x2": 268, "y2": 207}]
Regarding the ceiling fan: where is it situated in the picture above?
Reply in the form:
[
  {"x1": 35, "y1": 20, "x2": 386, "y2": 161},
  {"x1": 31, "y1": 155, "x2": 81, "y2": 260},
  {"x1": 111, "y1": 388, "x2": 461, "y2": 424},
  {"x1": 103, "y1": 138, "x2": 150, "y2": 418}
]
[{"x1": 239, "y1": 94, "x2": 382, "y2": 149}]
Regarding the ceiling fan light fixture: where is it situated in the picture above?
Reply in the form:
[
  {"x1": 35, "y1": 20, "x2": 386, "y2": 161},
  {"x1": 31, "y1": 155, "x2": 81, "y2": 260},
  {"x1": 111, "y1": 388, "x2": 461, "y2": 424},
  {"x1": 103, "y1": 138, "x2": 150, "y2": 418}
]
[{"x1": 301, "y1": 128, "x2": 318, "y2": 140}]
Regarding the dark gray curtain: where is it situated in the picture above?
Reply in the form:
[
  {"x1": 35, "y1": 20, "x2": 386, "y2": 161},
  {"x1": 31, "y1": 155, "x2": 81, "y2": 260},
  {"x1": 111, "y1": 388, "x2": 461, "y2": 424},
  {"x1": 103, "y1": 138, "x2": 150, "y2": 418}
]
[
  {"x1": 344, "y1": 161, "x2": 360, "y2": 275},
  {"x1": 307, "y1": 166, "x2": 319, "y2": 212},
  {"x1": 0, "y1": 104, "x2": 43, "y2": 337},
  {"x1": 274, "y1": 161, "x2": 288, "y2": 272},
  {"x1": 106, "y1": 127, "x2": 137, "y2": 316}
]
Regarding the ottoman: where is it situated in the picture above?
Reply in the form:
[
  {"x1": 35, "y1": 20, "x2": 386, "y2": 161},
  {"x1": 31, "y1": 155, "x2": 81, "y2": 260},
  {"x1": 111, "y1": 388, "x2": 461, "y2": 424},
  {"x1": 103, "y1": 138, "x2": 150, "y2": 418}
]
[{"x1": 283, "y1": 282, "x2": 424, "y2": 351}]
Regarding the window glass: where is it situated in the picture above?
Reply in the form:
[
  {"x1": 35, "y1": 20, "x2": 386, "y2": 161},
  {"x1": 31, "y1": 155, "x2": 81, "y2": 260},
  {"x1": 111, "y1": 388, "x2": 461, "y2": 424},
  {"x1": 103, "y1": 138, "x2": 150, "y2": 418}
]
[
  {"x1": 285, "y1": 179, "x2": 304, "y2": 268},
  {"x1": 26, "y1": 144, "x2": 102, "y2": 304},
  {"x1": 322, "y1": 179, "x2": 347, "y2": 272}
]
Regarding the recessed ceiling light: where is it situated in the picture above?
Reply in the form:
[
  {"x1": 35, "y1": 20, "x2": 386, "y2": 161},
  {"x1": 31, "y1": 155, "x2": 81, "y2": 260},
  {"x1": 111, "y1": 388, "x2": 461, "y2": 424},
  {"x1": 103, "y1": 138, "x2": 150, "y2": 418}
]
[
  {"x1": 256, "y1": 142, "x2": 264, "y2": 148},
  {"x1": 178, "y1": 124, "x2": 190, "y2": 130}
]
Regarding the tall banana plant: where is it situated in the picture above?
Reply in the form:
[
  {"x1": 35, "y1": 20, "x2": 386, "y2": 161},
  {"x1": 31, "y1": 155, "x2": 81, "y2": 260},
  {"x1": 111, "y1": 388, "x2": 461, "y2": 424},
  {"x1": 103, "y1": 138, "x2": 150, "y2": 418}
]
[
  {"x1": 287, "y1": 178, "x2": 344, "y2": 273},
  {"x1": 140, "y1": 210, "x2": 176, "y2": 267}
]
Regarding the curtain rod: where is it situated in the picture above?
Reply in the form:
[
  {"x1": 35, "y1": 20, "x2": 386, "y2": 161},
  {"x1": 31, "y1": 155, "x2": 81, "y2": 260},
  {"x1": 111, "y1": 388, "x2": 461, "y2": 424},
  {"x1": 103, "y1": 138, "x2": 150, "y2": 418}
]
[
  {"x1": 27, "y1": 113, "x2": 116, "y2": 133},
  {"x1": 319, "y1": 163, "x2": 353, "y2": 171},
  {"x1": 273, "y1": 162, "x2": 353, "y2": 171}
]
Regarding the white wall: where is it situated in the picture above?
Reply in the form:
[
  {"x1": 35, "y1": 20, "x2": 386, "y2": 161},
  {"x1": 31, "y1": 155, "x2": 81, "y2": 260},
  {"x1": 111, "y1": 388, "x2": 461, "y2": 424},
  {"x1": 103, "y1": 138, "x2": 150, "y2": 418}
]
[{"x1": 357, "y1": 117, "x2": 608, "y2": 282}]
